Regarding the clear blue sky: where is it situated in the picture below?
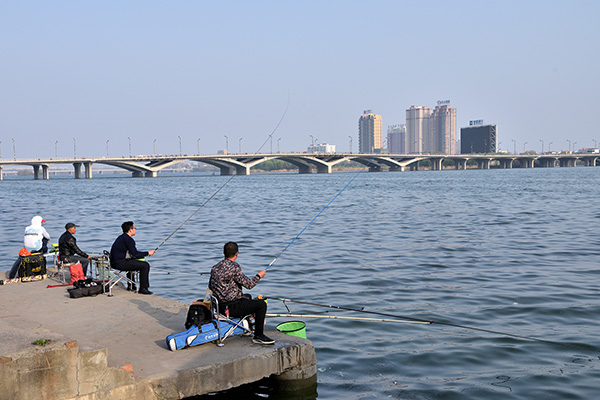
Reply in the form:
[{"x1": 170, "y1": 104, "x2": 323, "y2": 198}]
[{"x1": 1, "y1": 0, "x2": 598, "y2": 158}]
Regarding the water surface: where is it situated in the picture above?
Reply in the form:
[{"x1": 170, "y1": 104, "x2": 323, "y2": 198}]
[{"x1": 1, "y1": 167, "x2": 599, "y2": 399}]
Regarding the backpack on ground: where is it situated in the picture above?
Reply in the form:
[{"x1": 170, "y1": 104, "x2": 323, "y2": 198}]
[
  {"x1": 185, "y1": 302, "x2": 213, "y2": 329},
  {"x1": 19, "y1": 253, "x2": 46, "y2": 278}
]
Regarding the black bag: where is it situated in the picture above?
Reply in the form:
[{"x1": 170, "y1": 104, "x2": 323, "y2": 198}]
[
  {"x1": 68, "y1": 279, "x2": 104, "y2": 298},
  {"x1": 185, "y1": 303, "x2": 213, "y2": 329},
  {"x1": 19, "y1": 253, "x2": 46, "y2": 277}
]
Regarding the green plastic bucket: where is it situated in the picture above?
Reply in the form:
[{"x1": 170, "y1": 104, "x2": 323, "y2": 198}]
[{"x1": 276, "y1": 321, "x2": 307, "y2": 339}]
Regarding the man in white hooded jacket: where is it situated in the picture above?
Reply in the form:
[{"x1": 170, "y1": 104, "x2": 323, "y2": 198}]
[{"x1": 9, "y1": 216, "x2": 51, "y2": 278}]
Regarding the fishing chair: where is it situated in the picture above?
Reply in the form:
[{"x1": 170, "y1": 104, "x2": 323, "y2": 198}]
[
  {"x1": 209, "y1": 292, "x2": 254, "y2": 347},
  {"x1": 102, "y1": 250, "x2": 139, "y2": 296}
]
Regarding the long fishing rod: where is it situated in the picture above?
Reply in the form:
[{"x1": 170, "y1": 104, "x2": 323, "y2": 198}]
[
  {"x1": 266, "y1": 296, "x2": 595, "y2": 351},
  {"x1": 266, "y1": 313, "x2": 430, "y2": 325},
  {"x1": 151, "y1": 266, "x2": 210, "y2": 276},
  {"x1": 153, "y1": 94, "x2": 290, "y2": 252},
  {"x1": 265, "y1": 157, "x2": 374, "y2": 270}
]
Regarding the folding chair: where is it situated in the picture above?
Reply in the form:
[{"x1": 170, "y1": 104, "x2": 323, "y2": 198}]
[
  {"x1": 102, "y1": 250, "x2": 139, "y2": 296},
  {"x1": 209, "y1": 292, "x2": 253, "y2": 347}
]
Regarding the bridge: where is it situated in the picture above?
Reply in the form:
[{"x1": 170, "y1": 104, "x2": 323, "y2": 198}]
[{"x1": 0, "y1": 152, "x2": 598, "y2": 180}]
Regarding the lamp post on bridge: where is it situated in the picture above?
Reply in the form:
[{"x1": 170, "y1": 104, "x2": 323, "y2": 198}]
[
  {"x1": 153, "y1": 139, "x2": 156, "y2": 155},
  {"x1": 73, "y1": 138, "x2": 77, "y2": 158},
  {"x1": 566, "y1": 139, "x2": 571, "y2": 152},
  {"x1": 106, "y1": 140, "x2": 110, "y2": 157},
  {"x1": 573, "y1": 141, "x2": 577, "y2": 153},
  {"x1": 310, "y1": 135, "x2": 314, "y2": 147},
  {"x1": 511, "y1": 139, "x2": 516, "y2": 155},
  {"x1": 523, "y1": 141, "x2": 528, "y2": 154},
  {"x1": 55, "y1": 141, "x2": 58, "y2": 158},
  {"x1": 12, "y1": 138, "x2": 16, "y2": 160},
  {"x1": 348, "y1": 136, "x2": 352, "y2": 154},
  {"x1": 239, "y1": 137, "x2": 242, "y2": 154},
  {"x1": 548, "y1": 142, "x2": 553, "y2": 152},
  {"x1": 498, "y1": 141, "x2": 502, "y2": 153},
  {"x1": 128, "y1": 137, "x2": 132, "y2": 157},
  {"x1": 594, "y1": 139, "x2": 598, "y2": 149},
  {"x1": 178, "y1": 136, "x2": 182, "y2": 156},
  {"x1": 197, "y1": 138, "x2": 200, "y2": 154},
  {"x1": 224, "y1": 135, "x2": 228, "y2": 153},
  {"x1": 539, "y1": 139, "x2": 544, "y2": 154},
  {"x1": 277, "y1": 137, "x2": 281, "y2": 153}
]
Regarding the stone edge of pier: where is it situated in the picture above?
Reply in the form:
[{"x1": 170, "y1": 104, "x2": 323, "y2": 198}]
[{"x1": 0, "y1": 336, "x2": 317, "y2": 400}]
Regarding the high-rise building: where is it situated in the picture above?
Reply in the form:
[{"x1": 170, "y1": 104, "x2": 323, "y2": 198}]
[
  {"x1": 406, "y1": 103, "x2": 457, "y2": 154},
  {"x1": 387, "y1": 124, "x2": 406, "y2": 154},
  {"x1": 406, "y1": 106, "x2": 432, "y2": 154},
  {"x1": 460, "y1": 124, "x2": 497, "y2": 154},
  {"x1": 358, "y1": 111, "x2": 382, "y2": 153},
  {"x1": 432, "y1": 105, "x2": 457, "y2": 154}
]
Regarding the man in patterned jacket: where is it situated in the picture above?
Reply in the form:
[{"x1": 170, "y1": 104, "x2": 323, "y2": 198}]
[{"x1": 208, "y1": 242, "x2": 274, "y2": 345}]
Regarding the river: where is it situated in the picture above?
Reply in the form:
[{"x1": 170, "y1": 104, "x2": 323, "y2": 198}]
[{"x1": 1, "y1": 167, "x2": 599, "y2": 399}]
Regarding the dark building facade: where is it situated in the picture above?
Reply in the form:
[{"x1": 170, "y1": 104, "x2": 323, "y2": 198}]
[{"x1": 460, "y1": 124, "x2": 497, "y2": 154}]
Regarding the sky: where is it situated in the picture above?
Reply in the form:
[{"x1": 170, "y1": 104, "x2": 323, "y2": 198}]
[{"x1": 1, "y1": 0, "x2": 599, "y2": 159}]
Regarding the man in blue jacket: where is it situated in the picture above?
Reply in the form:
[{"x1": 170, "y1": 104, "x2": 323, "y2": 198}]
[{"x1": 110, "y1": 221, "x2": 156, "y2": 295}]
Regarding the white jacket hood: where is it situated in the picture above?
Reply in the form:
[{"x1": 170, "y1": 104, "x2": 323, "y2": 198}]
[{"x1": 31, "y1": 216, "x2": 44, "y2": 226}]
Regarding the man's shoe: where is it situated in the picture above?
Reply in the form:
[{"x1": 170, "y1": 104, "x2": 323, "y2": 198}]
[
  {"x1": 138, "y1": 288, "x2": 153, "y2": 295},
  {"x1": 252, "y1": 334, "x2": 275, "y2": 345}
]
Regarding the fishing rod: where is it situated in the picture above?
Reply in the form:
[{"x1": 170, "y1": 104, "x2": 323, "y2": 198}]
[
  {"x1": 266, "y1": 313, "x2": 430, "y2": 325},
  {"x1": 265, "y1": 157, "x2": 374, "y2": 270},
  {"x1": 153, "y1": 94, "x2": 290, "y2": 252},
  {"x1": 266, "y1": 296, "x2": 596, "y2": 351},
  {"x1": 151, "y1": 266, "x2": 210, "y2": 275}
]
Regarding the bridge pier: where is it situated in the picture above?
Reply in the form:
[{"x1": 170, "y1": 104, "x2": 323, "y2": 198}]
[
  {"x1": 145, "y1": 171, "x2": 157, "y2": 178},
  {"x1": 477, "y1": 160, "x2": 490, "y2": 169},
  {"x1": 73, "y1": 163, "x2": 82, "y2": 179},
  {"x1": 132, "y1": 171, "x2": 144, "y2": 177},
  {"x1": 521, "y1": 159, "x2": 534, "y2": 168},
  {"x1": 368, "y1": 165, "x2": 382, "y2": 172},
  {"x1": 0, "y1": 166, "x2": 2, "y2": 181},
  {"x1": 499, "y1": 159, "x2": 512, "y2": 169},
  {"x1": 389, "y1": 166, "x2": 406, "y2": 172},
  {"x1": 218, "y1": 165, "x2": 235, "y2": 175},
  {"x1": 236, "y1": 166, "x2": 250, "y2": 175},
  {"x1": 84, "y1": 162, "x2": 93, "y2": 179},
  {"x1": 431, "y1": 158, "x2": 443, "y2": 171},
  {"x1": 298, "y1": 165, "x2": 312, "y2": 174},
  {"x1": 317, "y1": 164, "x2": 332, "y2": 174},
  {"x1": 410, "y1": 161, "x2": 420, "y2": 171},
  {"x1": 455, "y1": 160, "x2": 467, "y2": 170},
  {"x1": 33, "y1": 165, "x2": 40, "y2": 180}
]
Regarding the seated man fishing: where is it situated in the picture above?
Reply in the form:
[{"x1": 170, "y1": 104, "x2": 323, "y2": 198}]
[
  {"x1": 109, "y1": 221, "x2": 155, "y2": 295},
  {"x1": 59, "y1": 222, "x2": 92, "y2": 276},
  {"x1": 9, "y1": 215, "x2": 51, "y2": 279},
  {"x1": 208, "y1": 241, "x2": 274, "y2": 345}
]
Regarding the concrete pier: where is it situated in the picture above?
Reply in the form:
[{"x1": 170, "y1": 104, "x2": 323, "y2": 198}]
[{"x1": 0, "y1": 270, "x2": 317, "y2": 400}]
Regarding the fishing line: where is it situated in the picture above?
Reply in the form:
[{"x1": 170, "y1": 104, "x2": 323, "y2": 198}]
[
  {"x1": 266, "y1": 296, "x2": 596, "y2": 351},
  {"x1": 265, "y1": 157, "x2": 374, "y2": 270},
  {"x1": 153, "y1": 93, "x2": 290, "y2": 252}
]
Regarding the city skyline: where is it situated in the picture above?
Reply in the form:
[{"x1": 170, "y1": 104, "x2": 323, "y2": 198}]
[{"x1": 1, "y1": 1, "x2": 598, "y2": 158}]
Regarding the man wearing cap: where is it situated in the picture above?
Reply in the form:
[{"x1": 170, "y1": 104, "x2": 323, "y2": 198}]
[{"x1": 59, "y1": 222, "x2": 92, "y2": 276}]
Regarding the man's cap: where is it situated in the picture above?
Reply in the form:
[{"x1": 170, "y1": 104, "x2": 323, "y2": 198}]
[{"x1": 65, "y1": 222, "x2": 80, "y2": 230}]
